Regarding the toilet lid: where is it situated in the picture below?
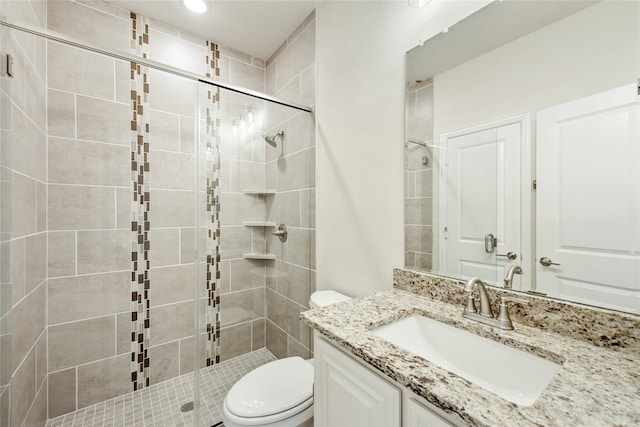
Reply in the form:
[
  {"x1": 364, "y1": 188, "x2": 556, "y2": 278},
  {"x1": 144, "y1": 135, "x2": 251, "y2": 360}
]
[{"x1": 226, "y1": 356, "x2": 314, "y2": 418}]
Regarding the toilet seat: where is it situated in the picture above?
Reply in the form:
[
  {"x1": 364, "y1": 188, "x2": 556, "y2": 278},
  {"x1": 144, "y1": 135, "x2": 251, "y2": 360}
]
[{"x1": 223, "y1": 356, "x2": 314, "y2": 425}]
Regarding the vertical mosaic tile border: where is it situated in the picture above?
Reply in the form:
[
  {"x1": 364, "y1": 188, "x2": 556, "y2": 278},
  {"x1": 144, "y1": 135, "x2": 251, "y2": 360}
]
[
  {"x1": 205, "y1": 40, "x2": 222, "y2": 366},
  {"x1": 129, "y1": 12, "x2": 151, "y2": 391}
]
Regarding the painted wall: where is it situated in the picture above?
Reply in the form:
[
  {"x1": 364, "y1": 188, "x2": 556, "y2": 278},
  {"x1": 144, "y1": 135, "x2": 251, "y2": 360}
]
[{"x1": 315, "y1": 0, "x2": 489, "y2": 297}]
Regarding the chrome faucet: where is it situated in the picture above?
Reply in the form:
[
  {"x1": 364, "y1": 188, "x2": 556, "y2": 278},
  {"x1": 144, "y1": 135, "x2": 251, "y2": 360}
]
[
  {"x1": 462, "y1": 277, "x2": 529, "y2": 330},
  {"x1": 503, "y1": 265, "x2": 523, "y2": 289}
]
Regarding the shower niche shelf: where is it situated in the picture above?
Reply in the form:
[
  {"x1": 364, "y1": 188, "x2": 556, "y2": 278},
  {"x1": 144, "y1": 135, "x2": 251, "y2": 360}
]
[
  {"x1": 243, "y1": 189, "x2": 276, "y2": 195},
  {"x1": 243, "y1": 253, "x2": 277, "y2": 260},
  {"x1": 243, "y1": 221, "x2": 277, "y2": 227}
]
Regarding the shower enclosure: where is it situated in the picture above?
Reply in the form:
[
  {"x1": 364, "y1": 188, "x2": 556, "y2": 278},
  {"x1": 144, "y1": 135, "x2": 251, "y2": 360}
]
[{"x1": 0, "y1": 1, "x2": 316, "y2": 425}]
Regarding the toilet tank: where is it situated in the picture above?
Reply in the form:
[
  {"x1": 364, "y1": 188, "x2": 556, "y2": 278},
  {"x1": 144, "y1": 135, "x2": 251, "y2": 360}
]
[{"x1": 309, "y1": 290, "x2": 351, "y2": 309}]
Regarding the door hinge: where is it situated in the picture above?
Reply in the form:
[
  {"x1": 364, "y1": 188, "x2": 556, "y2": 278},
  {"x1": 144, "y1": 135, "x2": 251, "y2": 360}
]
[{"x1": 532, "y1": 180, "x2": 537, "y2": 190}]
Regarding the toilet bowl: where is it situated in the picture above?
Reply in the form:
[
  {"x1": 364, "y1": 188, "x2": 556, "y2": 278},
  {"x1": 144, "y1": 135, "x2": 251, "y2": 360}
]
[{"x1": 221, "y1": 290, "x2": 351, "y2": 427}]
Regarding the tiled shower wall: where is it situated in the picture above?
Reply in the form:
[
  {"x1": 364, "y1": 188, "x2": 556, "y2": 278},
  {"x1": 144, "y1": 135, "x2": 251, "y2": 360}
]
[
  {"x1": 264, "y1": 12, "x2": 317, "y2": 359},
  {"x1": 2, "y1": 0, "x2": 49, "y2": 426},
  {"x1": 405, "y1": 80, "x2": 433, "y2": 270},
  {"x1": 44, "y1": 0, "x2": 269, "y2": 418}
]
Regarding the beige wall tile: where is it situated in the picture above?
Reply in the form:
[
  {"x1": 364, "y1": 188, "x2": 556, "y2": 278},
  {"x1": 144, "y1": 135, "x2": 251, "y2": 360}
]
[
  {"x1": 116, "y1": 312, "x2": 130, "y2": 355},
  {"x1": 266, "y1": 62, "x2": 277, "y2": 96},
  {"x1": 179, "y1": 333, "x2": 207, "y2": 374},
  {"x1": 35, "y1": 332, "x2": 46, "y2": 390},
  {"x1": 48, "y1": 185, "x2": 115, "y2": 230},
  {"x1": 76, "y1": 95, "x2": 130, "y2": 145},
  {"x1": 148, "y1": 341, "x2": 179, "y2": 385},
  {"x1": 116, "y1": 187, "x2": 131, "y2": 230},
  {"x1": 48, "y1": 368, "x2": 76, "y2": 418},
  {"x1": 48, "y1": 0, "x2": 129, "y2": 51},
  {"x1": 48, "y1": 272, "x2": 129, "y2": 324},
  {"x1": 229, "y1": 60, "x2": 265, "y2": 93},
  {"x1": 115, "y1": 58, "x2": 131, "y2": 104},
  {"x1": 266, "y1": 320, "x2": 286, "y2": 359},
  {"x1": 148, "y1": 228, "x2": 180, "y2": 267},
  {"x1": 48, "y1": 89, "x2": 75, "y2": 138},
  {"x1": 149, "y1": 69, "x2": 196, "y2": 117},
  {"x1": 299, "y1": 66, "x2": 316, "y2": 107},
  {"x1": 252, "y1": 318, "x2": 266, "y2": 350},
  {"x1": 229, "y1": 160, "x2": 265, "y2": 193},
  {"x1": 220, "y1": 322, "x2": 251, "y2": 361},
  {"x1": 284, "y1": 112, "x2": 314, "y2": 156},
  {"x1": 150, "y1": 190, "x2": 195, "y2": 228},
  {"x1": 24, "y1": 232, "x2": 46, "y2": 294},
  {"x1": 150, "y1": 109, "x2": 180, "y2": 152},
  {"x1": 149, "y1": 150, "x2": 195, "y2": 190},
  {"x1": 77, "y1": 230, "x2": 129, "y2": 274},
  {"x1": 48, "y1": 315, "x2": 116, "y2": 371},
  {"x1": 10, "y1": 239, "x2": 25, "y2": 304},
  {"x1": 149, "y1": 30, "x2": 205, "y2": 75},
  {"x1": 49, "y1": 138, "x2": 129, "y2": 186},
  {"x1": 12, "y1": 283, "x2": 45, "y2": 372},
  {"x1": 36, "y1": 181, "x2": 46, "y2": 233},
  {"x1": 12, "y1": 106, "x2": 46, "y2": 182},
  {"x1": 266, "y1": 289, "x2": 302, "y2": 342},
  {"x1": 24, "y1": 377, "x2": 47, "y2": 427},
  {"x1": 287, "y1": 336, "x2": 310, "y2": 360},
  {"x1": 275, "y1": 21, "x2": 315, "y2": 92},
  {"x1": 276, "y1": 148, "x2": 315, "y2": 192},
  {"x1": 11, "y1": 346, "x2": 35, "y2": 426},
  {"x1": 300, "y1": 189, "x2": 315, "y2": 228},
  {"x1": 220, "y1": 288, "x2": 265, "y2": 327},
  {"x1": 287, "y1": 228, "x2": 314, "y2": 269},
  {"x1": 149, "y1": 264, "x2": 195, "y2": 307},
  {"x1": 149, "y1": 301, "x2": 194, "y2": 346},
  {"x1": 47, "y1": 41, "x2": 114, "y2": 100},
  {"x1": 220, "y1": 226, "x2": 251, "y2": 260},
  {"x1": 11, "y1": 171, "x2": 37, "y2": 239},
  {"x1": 229, "y1": 259, "x2": 266, "y2": 292},
  {"x1": 77, "y1": 353, "x2": 129, "y2": 409},
  {"x1": 274, "y1": 261, "x2": 312, "y2": 307},
  {"x1": 219, "y1": 193, "x2": 264, "y2": 226},
  {"x1": 48, "y1": 231, "x2": 76, "y2": 278},
  {"x1": 266, "y1": 191, "x2": 300, "y2": 227},
  {"x1": 179, "y1": 115, "x2": 195, "y2": 154},
  {"x1": 180, "y1": 227, "x2": 194, "y2": 264}
]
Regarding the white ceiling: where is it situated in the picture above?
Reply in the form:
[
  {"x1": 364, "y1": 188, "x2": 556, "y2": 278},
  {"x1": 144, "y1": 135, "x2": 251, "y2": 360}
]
[{"x1": 106, "y1": 0, "x2": 317, "y2": 60}]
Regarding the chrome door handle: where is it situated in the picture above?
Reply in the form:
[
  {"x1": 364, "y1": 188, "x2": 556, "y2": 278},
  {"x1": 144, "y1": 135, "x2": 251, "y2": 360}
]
[
  {"x1": 539, "y1": 257, "x2": 560, "y2": 267},
  {"x1": 497, "y1": 251, "x2": 517, "y2": 260}
]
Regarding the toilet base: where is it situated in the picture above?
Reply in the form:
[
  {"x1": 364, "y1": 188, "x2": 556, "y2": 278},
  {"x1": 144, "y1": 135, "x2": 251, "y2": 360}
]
[{"x1": 221, "y1": 402, "x2": 313, "y2": 427}]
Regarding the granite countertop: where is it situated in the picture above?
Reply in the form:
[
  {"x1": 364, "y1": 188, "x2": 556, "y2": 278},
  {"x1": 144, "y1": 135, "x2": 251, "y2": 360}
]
[{"x1": 300, "y1": 289, "x2": 640, "y2": 426}]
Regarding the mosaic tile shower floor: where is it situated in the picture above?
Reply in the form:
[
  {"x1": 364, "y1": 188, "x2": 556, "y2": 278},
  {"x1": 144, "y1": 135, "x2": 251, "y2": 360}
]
[{"x1": 46, "y1": 348, "x2": 276, "y2": 427}]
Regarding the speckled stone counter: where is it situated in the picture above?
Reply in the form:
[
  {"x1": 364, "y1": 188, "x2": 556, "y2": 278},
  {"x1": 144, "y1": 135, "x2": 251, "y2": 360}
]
[{"x1": 301, "y1": 271, "x2": 640, "y2": 426}]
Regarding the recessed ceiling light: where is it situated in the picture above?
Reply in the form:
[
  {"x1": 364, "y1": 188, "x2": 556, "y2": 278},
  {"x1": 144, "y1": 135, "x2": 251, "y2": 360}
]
[{"x1": 182, "y1": 0, "x2": 208, "y2": 14}]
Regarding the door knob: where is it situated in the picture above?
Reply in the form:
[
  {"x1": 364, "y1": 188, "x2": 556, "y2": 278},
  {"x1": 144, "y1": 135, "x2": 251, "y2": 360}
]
[
  {"x1": 497, "y1": 251, "x2": 518, "y2": 260},
  {"x1": 539, "y1": 257, "x2": 560, "y2": 267}
]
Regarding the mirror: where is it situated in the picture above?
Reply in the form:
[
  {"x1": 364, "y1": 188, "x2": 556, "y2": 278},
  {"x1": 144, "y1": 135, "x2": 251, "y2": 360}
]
[{"x1": 404, "y1": 0, "x2": 640, "y2": 314}]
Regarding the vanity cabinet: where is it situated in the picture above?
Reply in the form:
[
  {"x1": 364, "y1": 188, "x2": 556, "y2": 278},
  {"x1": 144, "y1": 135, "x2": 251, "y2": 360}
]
[{"x1": 314, "y1": 334, "x2": 463, "y2": 427}]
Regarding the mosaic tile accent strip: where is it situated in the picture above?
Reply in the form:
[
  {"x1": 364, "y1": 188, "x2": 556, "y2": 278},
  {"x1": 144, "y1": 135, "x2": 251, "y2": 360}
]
[
  {"x1": 45, "y1": 348, "x2": 276, "y2": 427},
  {"x1": 129, "y1": 12, "x2": 151, "y2": 392},
  {"x1": 204, "y1": 40, "x2": 222, "y2": 367}
]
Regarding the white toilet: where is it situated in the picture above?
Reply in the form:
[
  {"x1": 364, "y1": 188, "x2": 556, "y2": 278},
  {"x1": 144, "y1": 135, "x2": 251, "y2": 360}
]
[{"x1": 221, "y1": 290, "x2": 351, "y2": 427}]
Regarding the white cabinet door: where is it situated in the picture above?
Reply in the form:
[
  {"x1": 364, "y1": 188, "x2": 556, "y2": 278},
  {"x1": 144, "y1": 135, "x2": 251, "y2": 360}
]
[
  {"x1": 405, "y1": 398, "x2": 457, "y2": 427},
  {"x1": 314, "y1": 335, "x2": 401, "y2": 427},
  {"x1": 536, "y1": 83, "x2": 640, "y2": 313}
]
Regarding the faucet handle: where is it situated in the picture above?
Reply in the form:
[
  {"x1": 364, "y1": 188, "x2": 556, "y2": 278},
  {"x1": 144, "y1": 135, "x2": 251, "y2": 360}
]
[{"x1": 495, "y1": 296, "x2": 529, "y2": 330}]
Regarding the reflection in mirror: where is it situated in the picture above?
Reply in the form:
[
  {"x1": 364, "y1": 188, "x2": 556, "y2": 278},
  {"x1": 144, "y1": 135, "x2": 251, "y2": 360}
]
[{"x1": 405, "y1": 0, "x2": 640, "y2": 314}]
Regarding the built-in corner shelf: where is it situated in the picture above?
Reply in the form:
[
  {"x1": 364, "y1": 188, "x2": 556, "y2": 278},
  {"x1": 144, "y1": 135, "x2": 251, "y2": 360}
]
[
  {"x1": 243, "y1": 189, "x2": 276, "y2": 196},
  {"x1": 243, "y1": 221, "x2": 276, "y2": 227},
  {"x1": 243, "y1": 253, "x2": 277, "y2": 260}
]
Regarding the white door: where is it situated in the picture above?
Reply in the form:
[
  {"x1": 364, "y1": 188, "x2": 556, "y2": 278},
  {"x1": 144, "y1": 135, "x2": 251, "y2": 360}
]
[
  {"x1": 441, "y1": 120, "x2": 524, "y2": 287},
  {"x1": 536, "y1": 83, "x2": 640, "y2": 313}
]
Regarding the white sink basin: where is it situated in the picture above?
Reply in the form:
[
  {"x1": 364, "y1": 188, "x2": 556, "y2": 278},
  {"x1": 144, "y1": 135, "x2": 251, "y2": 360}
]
[{"x1": 372, "y1": 315, "x2": 561, "y2": 406}]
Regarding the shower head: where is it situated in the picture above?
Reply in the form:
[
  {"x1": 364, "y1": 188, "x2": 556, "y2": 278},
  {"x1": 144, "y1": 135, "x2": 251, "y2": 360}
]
[{"x1": 264, "y1": 131, "x2": 284, "y2": 147}]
